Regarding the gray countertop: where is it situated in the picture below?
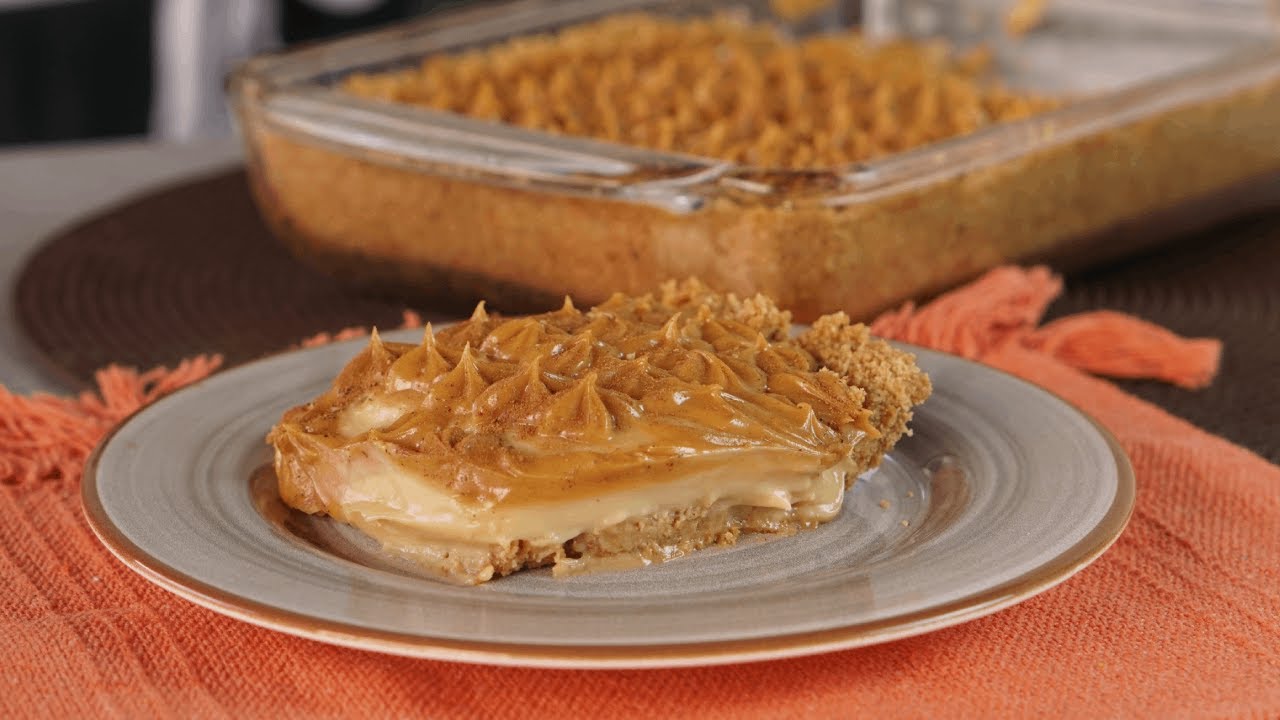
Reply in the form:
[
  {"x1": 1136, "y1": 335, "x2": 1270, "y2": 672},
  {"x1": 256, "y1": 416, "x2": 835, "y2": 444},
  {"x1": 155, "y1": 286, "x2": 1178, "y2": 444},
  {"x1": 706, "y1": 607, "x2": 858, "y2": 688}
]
[{"x1": 0, "y1": 138, "x2": 242, "y2": 394}]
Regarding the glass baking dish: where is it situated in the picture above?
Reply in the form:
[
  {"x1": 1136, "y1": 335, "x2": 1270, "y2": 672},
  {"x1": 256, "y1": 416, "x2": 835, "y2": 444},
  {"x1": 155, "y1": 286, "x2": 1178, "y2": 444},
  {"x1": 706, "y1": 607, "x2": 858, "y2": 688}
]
[{"x1": 229, "y1": 0, "x2": 1280, "y2": 320}]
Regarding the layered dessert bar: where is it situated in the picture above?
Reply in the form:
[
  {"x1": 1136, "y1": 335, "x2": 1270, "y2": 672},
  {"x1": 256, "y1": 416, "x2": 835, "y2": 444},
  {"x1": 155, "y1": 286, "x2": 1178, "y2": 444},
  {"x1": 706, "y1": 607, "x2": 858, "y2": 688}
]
[{"x1": 268, "y1": 281, "x2": 931, "y2": 583}]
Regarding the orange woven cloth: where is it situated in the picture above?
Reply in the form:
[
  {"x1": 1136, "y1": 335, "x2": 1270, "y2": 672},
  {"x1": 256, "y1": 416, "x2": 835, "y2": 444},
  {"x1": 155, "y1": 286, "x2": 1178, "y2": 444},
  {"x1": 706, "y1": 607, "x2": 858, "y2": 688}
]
[{"x1": 2, "y1": 266, "x2": 1278, "y2": 718}]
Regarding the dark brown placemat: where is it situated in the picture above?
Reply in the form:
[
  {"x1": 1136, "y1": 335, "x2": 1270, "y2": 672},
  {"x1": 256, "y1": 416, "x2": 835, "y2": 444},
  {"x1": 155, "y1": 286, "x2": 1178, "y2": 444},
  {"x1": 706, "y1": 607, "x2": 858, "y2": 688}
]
[
  {"x1": 14, "y1": 168, "x2": 1279, "y2": 462},
  {"x1": 1044, "y1": 215, "x2": 1280, "y2": 463},
  {"x1": 14, "y1": 168, "x2": 432, "y2": 387}
]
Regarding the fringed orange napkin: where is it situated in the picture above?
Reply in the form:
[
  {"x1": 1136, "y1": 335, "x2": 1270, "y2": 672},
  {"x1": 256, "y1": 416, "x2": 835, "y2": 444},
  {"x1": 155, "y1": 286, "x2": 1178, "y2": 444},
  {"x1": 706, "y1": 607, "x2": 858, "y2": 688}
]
[{"x1": 3, "y1": 266, "x2": 1278, "y2": 718}]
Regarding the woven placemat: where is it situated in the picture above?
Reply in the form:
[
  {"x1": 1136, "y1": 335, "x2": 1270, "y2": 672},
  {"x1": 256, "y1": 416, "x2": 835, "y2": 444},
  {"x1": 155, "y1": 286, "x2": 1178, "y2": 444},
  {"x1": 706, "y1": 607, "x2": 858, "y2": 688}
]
[
  {"x1": 14, "y1": 169, "x2": 432, "y2": 387},
  {"x1": 1044, "y1": 214, "x2": 1280, "y2": 463},
  {"x1": 14, "y1": 168, "x2": 1279, "y2": 462}
]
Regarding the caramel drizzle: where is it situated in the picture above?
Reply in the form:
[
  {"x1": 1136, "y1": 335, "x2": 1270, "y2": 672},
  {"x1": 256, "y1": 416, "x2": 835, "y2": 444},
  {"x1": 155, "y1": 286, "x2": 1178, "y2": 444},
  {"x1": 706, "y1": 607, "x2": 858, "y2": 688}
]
[{"x1": 275, "y1": 294, "x2": 876, "y2": 505}]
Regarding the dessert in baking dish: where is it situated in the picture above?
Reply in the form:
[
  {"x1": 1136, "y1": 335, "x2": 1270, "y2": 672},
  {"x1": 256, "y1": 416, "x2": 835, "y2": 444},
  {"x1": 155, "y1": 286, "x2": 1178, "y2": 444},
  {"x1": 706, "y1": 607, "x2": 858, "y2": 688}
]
[
  {"x1": 239, "y1": 5, "x2": 1280, "y2": 321},
  {"x1": 267, "y1": 281, "x2": 931, "y2": 584}
]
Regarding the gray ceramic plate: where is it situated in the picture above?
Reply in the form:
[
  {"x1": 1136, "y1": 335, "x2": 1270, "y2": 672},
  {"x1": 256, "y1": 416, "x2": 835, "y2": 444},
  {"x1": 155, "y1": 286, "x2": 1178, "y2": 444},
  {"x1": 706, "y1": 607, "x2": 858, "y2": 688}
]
[{"x1": 83, "y1": 330, "x2": 1133, "y2": 669}]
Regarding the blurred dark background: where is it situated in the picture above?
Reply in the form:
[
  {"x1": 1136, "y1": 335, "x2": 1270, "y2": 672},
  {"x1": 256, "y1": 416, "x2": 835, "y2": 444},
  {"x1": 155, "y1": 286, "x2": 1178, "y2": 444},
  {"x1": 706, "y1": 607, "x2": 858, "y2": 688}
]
[{"x1": 0, "y1": 0, "x2": 444, "y2": 146}]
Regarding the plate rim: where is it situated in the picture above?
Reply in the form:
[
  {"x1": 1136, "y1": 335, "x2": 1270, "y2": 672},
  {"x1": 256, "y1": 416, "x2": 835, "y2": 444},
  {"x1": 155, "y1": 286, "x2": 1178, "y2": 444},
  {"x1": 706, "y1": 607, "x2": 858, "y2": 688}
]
[{"x1": 80, "y1": 340, "x2": 1136, "y2": 670}]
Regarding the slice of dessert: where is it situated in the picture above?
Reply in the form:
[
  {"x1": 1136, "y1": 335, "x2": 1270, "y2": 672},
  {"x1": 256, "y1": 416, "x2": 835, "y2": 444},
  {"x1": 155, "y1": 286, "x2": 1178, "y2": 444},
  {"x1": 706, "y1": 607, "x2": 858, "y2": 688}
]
[{"x1": 268, "y1": 280, "x2": 931, "y2": 584}]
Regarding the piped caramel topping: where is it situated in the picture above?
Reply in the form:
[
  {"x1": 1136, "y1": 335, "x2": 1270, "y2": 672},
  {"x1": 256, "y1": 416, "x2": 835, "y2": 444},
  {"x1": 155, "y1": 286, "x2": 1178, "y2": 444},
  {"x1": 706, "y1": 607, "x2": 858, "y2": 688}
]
[
  {"x1": 271, "y1": 280, "x2": 879, "y2": 509},
  {"x1": 342, "y1": 13, "x2": 1059, "y2": 169}
]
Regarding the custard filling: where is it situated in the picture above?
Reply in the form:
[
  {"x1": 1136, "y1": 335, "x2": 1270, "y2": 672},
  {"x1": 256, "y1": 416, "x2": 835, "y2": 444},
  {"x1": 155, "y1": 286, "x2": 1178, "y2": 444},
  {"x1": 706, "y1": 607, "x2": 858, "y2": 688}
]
[{"x1": 310, "y1": 443, "x2": 851, "y2": 546}]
